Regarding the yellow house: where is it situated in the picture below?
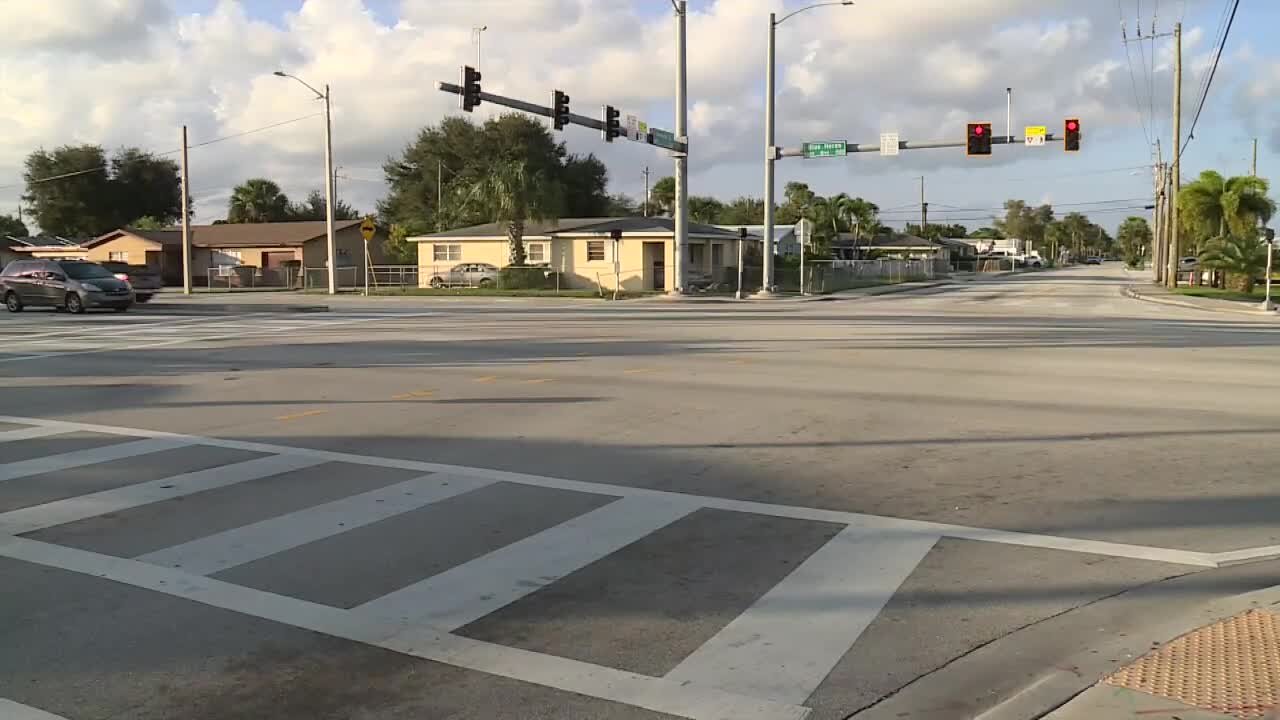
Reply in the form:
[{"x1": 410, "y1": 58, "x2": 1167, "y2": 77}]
[{"x1": 410, "y1": 217, "x2": 752, "y2": 292}]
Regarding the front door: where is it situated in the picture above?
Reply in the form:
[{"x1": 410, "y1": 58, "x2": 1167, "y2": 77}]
[{"x1": 652, "y1": 257, "x2": 665, "y2": 291}]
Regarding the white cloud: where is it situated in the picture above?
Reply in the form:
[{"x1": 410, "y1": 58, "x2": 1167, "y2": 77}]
[{"x1": 0, "y1": 0, "x2": 1268, "y2": 229}]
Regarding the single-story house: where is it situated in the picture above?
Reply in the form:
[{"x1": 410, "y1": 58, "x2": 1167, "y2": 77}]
[
  {"x1": 845, "y1": 232, "x2": 977, "y2": 263},
  {"x1": 86, "y1": 221, "x2": 388, "y2": 287},
  {"x1": 716, "y1": 225, "x2": 800, "y2": 257},
  {"x1": 410, "y1": 217, "x2": 755, "y2": 292}
]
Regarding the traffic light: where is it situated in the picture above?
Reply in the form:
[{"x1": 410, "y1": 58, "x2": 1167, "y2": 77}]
[
  {"x1": 460, "y1": 66, "x2": 482, "y2": 112},
  {"x1": 1064, "y1": 118, "x2": 1081, "y2": 152},
  {"x1": 966, "y1": 122, "x2": 992, "y2": 156},
  {"x1": 603, "y1": 105, "x2": 621, "y2": 142},
  {"x1": 551, "y1": 90, "x2": 571, "y2": 131}
]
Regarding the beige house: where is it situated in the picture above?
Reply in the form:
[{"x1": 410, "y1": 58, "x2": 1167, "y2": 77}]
[
  {"x1": 86, "y1": 221, "x2": 387, "y2": 286},
  {"x1": 410, "y1": 217, "x2": 752, "y2": 292}
]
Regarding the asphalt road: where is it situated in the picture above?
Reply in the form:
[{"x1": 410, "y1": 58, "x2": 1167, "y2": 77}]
[{"x1": 1, "y1": 265, "x2": 1278, "y2": 720}]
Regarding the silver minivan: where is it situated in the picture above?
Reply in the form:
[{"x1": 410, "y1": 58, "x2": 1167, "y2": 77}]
[{"x1": 1, "y1": 259, "x2": 135, "y2": 313}]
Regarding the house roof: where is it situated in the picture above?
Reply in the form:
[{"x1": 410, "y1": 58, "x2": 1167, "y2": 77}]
[
  {"x1": 90, "y1": 220, "x2": 364, "y2": 249},
  {"x1": 413, "y1": 216, "x2": 743, "y2": 241},
  {"x1": 715, "y1": 225, "x2": 795, "y2": 242},
  {"x1": 850, "y1": 232, "x2": 976, "y2": 250}
]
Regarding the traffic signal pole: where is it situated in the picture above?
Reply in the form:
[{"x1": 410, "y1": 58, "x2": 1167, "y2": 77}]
[
  {"x1": 674, "y1": 0, "x2": 689, "y2": 294},
  {"x1": 436, "y1": 81, "x2": 688, "y2": 155},
  {"x1": 777, "y1": 133, "x2": 1067, "y2": 158}
]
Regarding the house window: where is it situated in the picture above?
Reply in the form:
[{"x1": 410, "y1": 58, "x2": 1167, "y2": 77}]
[
  {"x1": 433, "y1": 244, "x2": 462, "y2": 262},
  {"x1": 216, "y1": 250, "x2": 242, "y2": 266},
  {"x1": 689, "y1": 244, "x2": 705, "y2": 266},
  {"x1": 527, "y1": 242, "x2": 546, "y2": 264},
  {"x1": 108, "y1": 251, "x2": 129, "y2": 262},
  {"x1": 587, "y1": 241, "x2": 605, "y2": 262}
]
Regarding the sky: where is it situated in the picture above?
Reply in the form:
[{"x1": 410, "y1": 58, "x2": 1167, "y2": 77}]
[{"x1": 1, "y1": 0, "x2": 1276, "y2": 235}]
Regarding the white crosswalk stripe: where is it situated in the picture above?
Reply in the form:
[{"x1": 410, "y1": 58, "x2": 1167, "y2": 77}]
[{"x1": 0, "y1": 416, "x2": 1226, "y2": 717}]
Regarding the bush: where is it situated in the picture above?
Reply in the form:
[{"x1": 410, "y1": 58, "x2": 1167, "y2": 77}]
[{"x1": 499, "y1": 266, "x2": 552, "y2": 289}]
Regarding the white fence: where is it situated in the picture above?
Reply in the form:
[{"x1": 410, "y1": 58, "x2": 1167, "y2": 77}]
[{"x1": 303, "y1": 266, "x2": 360, "y2": 290}]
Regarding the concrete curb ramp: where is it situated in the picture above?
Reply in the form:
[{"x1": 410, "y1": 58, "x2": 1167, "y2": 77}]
[{"x1": 1123, "y1": 286, "x2": 1277, "y2": 318}]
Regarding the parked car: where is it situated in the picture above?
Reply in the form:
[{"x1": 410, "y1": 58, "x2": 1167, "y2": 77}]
[
  {"x1": 100, "y1": 262, "x2": 161, "y2": 302},
  {"x1": 427, "y1": 263, "x2": 499, "y2": 288},
  {"x1": 1179, "y1": 256, "x2": 1200, "y2": 271},
  {"x1": 1084, "y1": 256, "x2": 1103, "y2": 265},
  {"x1": 2, "y1": 259, "x2": 134, "y2": 313}
]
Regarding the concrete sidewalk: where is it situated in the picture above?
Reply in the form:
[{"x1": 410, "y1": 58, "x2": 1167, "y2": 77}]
[
  {"x1": 1047, "y1": 588, "x2": 1280, "y2": 720},
  {"x1": 1124, "y1": 283, "x2": 1278, "y2": 318}
]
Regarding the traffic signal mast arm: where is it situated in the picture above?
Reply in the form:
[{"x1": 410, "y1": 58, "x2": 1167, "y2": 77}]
[
  {"x1": 777, "y1": 133, "x2": 1068, "y2": 159},
  {"x1": 436, "y1": 79, "x2": 688, "y2": 154}
]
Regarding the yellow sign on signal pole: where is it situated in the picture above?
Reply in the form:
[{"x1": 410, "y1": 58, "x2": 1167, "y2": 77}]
[
  {"x1": 1024, "y1": 126, "x2": 1047, "y2": 147},
  {"x1": 360, "y1": 216, "x2": 377, "y2": 241}
]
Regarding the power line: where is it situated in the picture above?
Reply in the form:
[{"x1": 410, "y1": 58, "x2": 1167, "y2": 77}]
[
  {"x1": 0, "y1": 113, "x2": 323, "y2": 192},
  {"x1": 1180, "y1": 0, "x2": 1239, "y2": 159}
]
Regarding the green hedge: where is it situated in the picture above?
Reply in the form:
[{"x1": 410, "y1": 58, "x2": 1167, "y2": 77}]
[{"x1": 499, "y1": 266, "x2": 553, "y2": 289}]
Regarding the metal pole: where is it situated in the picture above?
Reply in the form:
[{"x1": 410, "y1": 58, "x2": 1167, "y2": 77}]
[
  {"x1": 181, "y1": 125, "x2": 192, "y2": 295},
  {"x1": 673, "y1": 0, "x2": 688, "y2": 294},
  {"x1": 737, "y1": 229, "x2": 745, "y2": 300},
  {"x1": 800, "y1": 221, "x2": 806, "y2": 296},
  {"x1": 363, "y1": 239, "x2": 370, "y2": 297},
  {"x1": 1263, "y1": 240, "x2": 1274, "y2": 311},
  {"x1": 1252, "y1": 138, "x2": 1258, "y2": 177},
  {"x1": 919, "y1": 176, "x2": 926, "y2": 236},
  {"x1": 1006, "y1": 87, "x2": 1013, "y2": 145},
  {"x1": 437, "y1": 159, "x2": 444, "y2": 231},
  {"x1": 323, "y1": 84, "x2": 337, "y2": 295},
  {"x1": 1153, "y1": 163, "x2": 1165, "y2": 282},
  {"x1": 643, "y1": 167, "x2": 651, "y2": 217},
  {"x1": 761, "y1": 13, "x2": 777, "y2": 294},
  {"x1": 1167, "y1": 23, "x2": 1182, "y2": 288}
]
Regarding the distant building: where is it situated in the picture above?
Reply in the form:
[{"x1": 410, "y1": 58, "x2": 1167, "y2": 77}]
[
  {"x1": 837, "y1": 232, "x2": 977, "y2": 264},
  {"x1": 716, "y1": 225, "x2": 800, "y2": 257}
]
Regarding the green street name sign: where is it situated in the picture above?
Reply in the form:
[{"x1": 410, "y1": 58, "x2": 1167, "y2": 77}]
[
  {"x1": 650, "y1": 128, "x2": 678, "y2": 150},
  {"x1": 803, "y1": 141, "x2": 846, "y2": 158}
]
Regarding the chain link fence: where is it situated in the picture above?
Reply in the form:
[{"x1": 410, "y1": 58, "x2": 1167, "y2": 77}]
[{"x1": 205, "y1": 265, "x2": 301, "y2": 291}]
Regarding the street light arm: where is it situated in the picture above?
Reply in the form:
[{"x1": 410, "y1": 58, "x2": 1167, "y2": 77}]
[
  {"x1": 274, "y1": 71, "x2": 324, "y2": 100},
  {"x1": 670, "y1": 0, "x2": 684, "y2": 14},
  {"x1": 775, "y1": 0, "x2": 853, "y2": 26}
]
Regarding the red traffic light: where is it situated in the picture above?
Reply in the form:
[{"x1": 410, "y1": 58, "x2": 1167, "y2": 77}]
[
  {"x1": 1066, "y1": 120, "x2": 1078, "y2": 132},
  {"x1": 973, "y1": 125, "x2": 984, "y2": 135}
]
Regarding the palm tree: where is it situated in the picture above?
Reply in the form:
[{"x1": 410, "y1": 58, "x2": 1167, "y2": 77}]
[
  {"x1": 464, "y1": 159, "x2": 562, "y2": 265},
  {"x1": 227, "y1": 179, "x2": 290, "y2": 223},
  {"x1": 1179, "y1": 171, "x2": 1275, "y2": 251},
  {"x1": 1199, "y1": 232, "x2": 1269, "y2": 293}
]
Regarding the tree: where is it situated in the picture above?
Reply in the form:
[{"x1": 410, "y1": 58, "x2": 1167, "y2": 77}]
[
  {"x1": 109, "y1": 148, "x2": 183, "y2": 227},
  {"x1": 23, "y1": 145, "x2": 170, "y2": 236},
  {"x1": 650, "y1": 176, "x2": 676, "y2": 217},
  {"x1": 994, "y1": 200, "x2": 1054, "y2": 253},
  {"x1": 1059, "y1": 212, "x2": 1093, "y2": 257},
  {"x1": 605, "y1": 193, "x2": 640, "y2": 217},
  {"x1": 688, "y1": 196, "x2": 725, "y2": 224},
  {"x1": 1179, "y1": 170, "x2": 1275, "y2": 254},
  {"x1": 0, "y1": 214, "x2": 28, "y2": 238},
  {"x1": 1116, "y1": 216, "x2": 1152, "y2": 268},
  {"x1": 380, "y1": 116, "x2": 485, "y2": 232},
  {"x1": 384, "y1": 222, "x2": 421, "y2": 264},
  {"x1": 227, "y1": 179, "x2": 290, "y2": 223},
  {"x1": 287, "y1": 190, "x2": 359, "y2": 221},
  {"x1": 459, "y1": 157, "x2": 563, "y2": 265},
  {"x1": 969, "y1": 227, "x2": 1004, "y2": 239},
  {"x1": 718, "y1": 196, "x2": 765, "y2": 225},
  {"x1": 132, "y1": 216, "x2": 166, "y2": 230},
  {"x1": 561, "y1": 154, "x2": 610, "y2": 217},
  {"x1": 1199, "y1": 231, "x2": 1269, "y2": 292}
]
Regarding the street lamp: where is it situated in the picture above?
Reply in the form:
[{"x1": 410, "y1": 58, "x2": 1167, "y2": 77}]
[
  {"x1": 762, "y1": 1, "x2": 853, "y2": 294},
  {"x1": 472, "y1": 26, "x2": 487, "y2": 70},
  {"x1": 275, "y1": 70, "x2": 337, "y2": 295}
]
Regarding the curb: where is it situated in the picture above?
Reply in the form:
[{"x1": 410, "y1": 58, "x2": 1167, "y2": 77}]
[
  {"x1": 797, "y1": 280, "x2": 951, "y2": 302},
  {"x1": 1122, "y1": 286, "x2": 1277, "y2": 317},
  {"x1": 138, "y1": 303, "x2": 329, "y2": 314}
]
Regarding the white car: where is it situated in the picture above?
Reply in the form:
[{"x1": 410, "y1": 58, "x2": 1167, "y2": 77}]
[{"x1": 1179, "y1": 256, "x2": 1199, "y2": 271}]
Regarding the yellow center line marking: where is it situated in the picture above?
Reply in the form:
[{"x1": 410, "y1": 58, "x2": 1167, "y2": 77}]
[
  {"x1": 473, "y1": 376, "x2": 500, "y2": 383},
  {"x1": 392, "y1": 390, "x2": 436, "y2": 400},
  {"x1": 275, "y1": 409, "x2": 328, "y2": 422},
  {"x1": 521, "y1": 378, "x2": 554, "y2": 385}
]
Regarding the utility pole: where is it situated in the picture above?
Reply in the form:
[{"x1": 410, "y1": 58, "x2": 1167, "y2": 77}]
[
  {"x1": 673, "y1": 0, "x2": 688, "y2": 294},
  {"x1": 643, "y1": 166, "x2": 651, "y2": 217},
  {"x1": 323, "y1": 84, "x2": 337, "y2": 294},
  {"x1": 1252, "y1": 138, "x2": 1258, "y2": 177},
  {"x1": 180, "y1": 125, "x2": 192, "y2": 295},
  {"x1": 919, "y1": 176, "x2": 927, "y2": 236},
  {"x1": 438, "y1": 159, "x2": 444, "y2": 232},
  {"x1": 1167, "y1": 22, "x2": 1182, "y2": 289},
  {"x1": 1153, "y1": 163, "x2": 1166, "y2": 283},
  {"x1": 761, "y1": 11, "x2": 778, "y2": 294}
]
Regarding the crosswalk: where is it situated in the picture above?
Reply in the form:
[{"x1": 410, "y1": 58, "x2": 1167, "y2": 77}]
[
  {"x1": 0, "y1": 311, "x2": 433, "y2": 363},
  {"x1": 0, "y1": 415, "x2": 1223, "y2": 720}
]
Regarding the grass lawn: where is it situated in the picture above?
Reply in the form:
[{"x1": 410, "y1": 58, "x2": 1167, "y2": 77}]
[{"x1": 1173, "y1": 286, "x2": 1272, "y2": 304}]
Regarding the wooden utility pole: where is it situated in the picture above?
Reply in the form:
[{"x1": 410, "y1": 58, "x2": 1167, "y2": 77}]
[
  {"x1": 181, "y1": 125, "x2": 192, "y2": 295},
  {"x1": 1167, "y1": 23, "x2": 1182, "y2": 288},
  {"x1": 1153, "y1": 163, "x2": 1165, "y2": 283},
  {"x1": 1252, "y1": 138, "x2": 1258, "y2": 177}
]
